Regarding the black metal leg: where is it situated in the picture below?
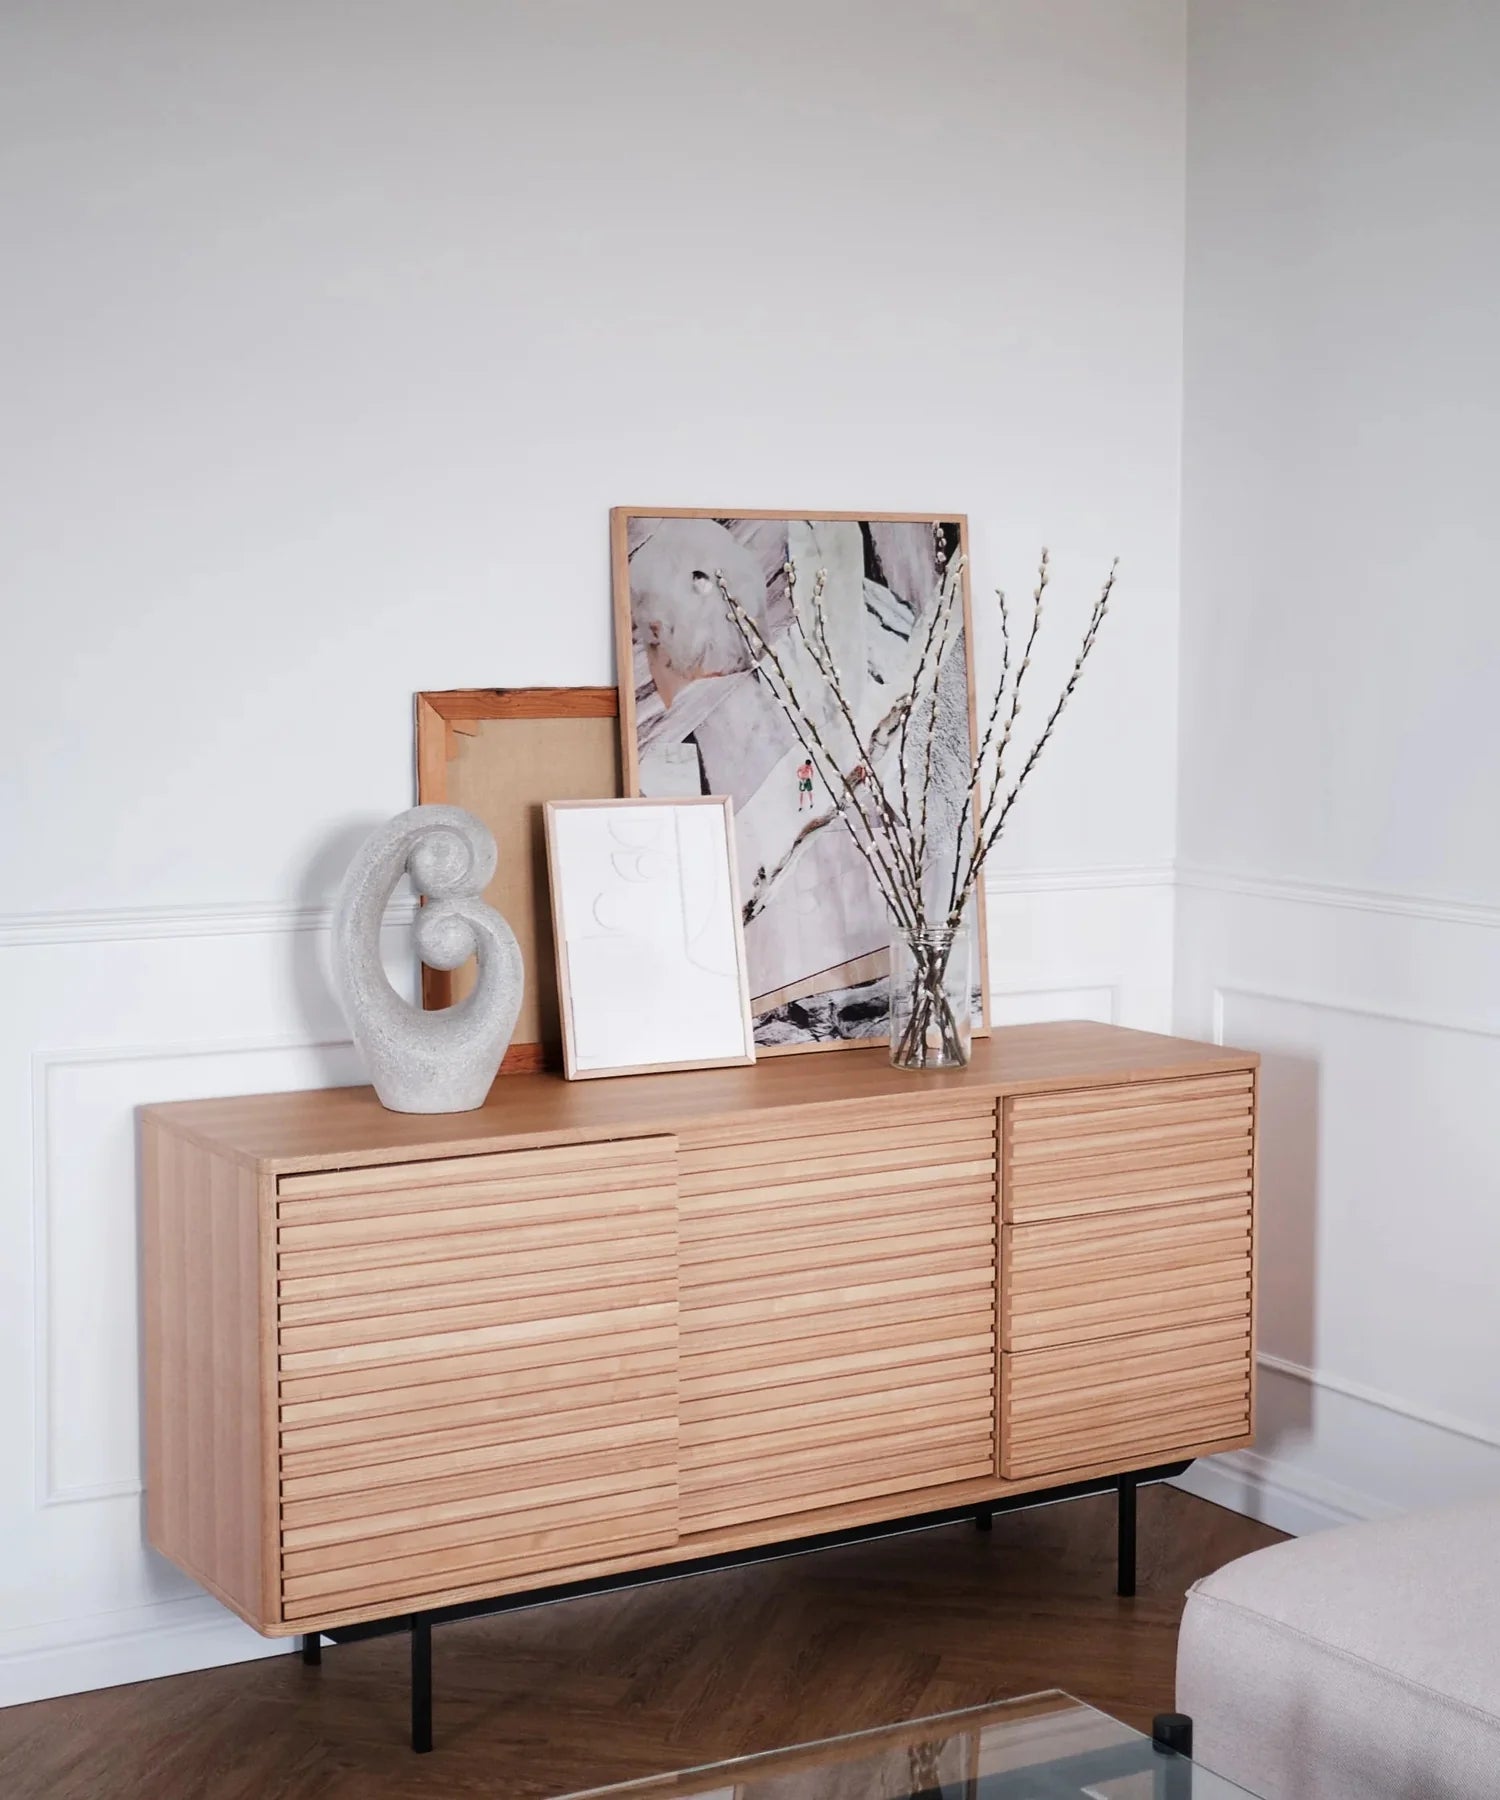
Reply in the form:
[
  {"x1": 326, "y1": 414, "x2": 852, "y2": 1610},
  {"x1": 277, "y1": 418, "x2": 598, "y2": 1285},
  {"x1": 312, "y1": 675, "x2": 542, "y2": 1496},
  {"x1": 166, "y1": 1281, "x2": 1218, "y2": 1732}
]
[
  {"x1": 298, "y1": 1465, "x2": 1192, "y2": 1754},
  {"x1": 411, "y1": 1614, "x2": 433, "y2": 1753},
  {"x1": 1117, "y1": 1472, "x2": 1137, "y2": 1597},
  {"x1": 1152, "y1": 1712, "x2": 1193, "y2": 1799},
  {"x1": 1152, "y1": 1714, "x2": 1193, "y2": 1757}
]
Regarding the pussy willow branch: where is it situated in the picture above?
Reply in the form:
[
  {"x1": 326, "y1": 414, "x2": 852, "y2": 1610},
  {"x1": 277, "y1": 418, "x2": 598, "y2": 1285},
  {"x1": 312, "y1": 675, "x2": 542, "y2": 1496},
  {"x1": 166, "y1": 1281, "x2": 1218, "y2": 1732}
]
[
  {"x1": 716, "y1": 577, "x2": 920, "y2": 931},
  {"x1": 913, "y1": 570, "x2": 964, "y2": 902},
  {"x1": 715, "y1": 550, "x2": 1118, "y2": 943},
  {"x1": 780, "y1": 564, "x2": 924, "y2": 896},
  {"x1": 946, "y1": 549, "x2": 1049, "y2": 918},
  {"x1": 946, "y1": 557, "x2": 1118, "y2": 925},
  {"x1": 897, "y1": 578, "x2": 952, "y2": 857},
  {"x1": 805, "y1": 561, "x2": 835, "y2": 666},
  {"x1": 764, "y1": 582, "x2": 920, "y2": 905},
  {"x1": 956, "y1": 581, "x2": 1011, "y2": 849}
]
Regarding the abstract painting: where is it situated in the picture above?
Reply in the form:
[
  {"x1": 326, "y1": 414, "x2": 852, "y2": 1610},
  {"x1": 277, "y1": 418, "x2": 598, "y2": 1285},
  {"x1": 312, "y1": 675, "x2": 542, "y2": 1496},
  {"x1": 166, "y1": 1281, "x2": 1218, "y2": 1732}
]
[
  {"x1": 612, "y1": 509, "x2": 990, "y2": 1054},
  {"x1": 544, "y1": 797, "x2": 755, "y2": 1079}
]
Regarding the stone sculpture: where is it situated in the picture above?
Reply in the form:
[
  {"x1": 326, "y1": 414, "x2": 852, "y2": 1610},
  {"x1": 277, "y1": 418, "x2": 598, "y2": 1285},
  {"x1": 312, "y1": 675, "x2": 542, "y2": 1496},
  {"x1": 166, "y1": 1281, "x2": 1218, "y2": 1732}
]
[{"x1": 332, "y1": 805, "x2": 523, "y2": 1113}]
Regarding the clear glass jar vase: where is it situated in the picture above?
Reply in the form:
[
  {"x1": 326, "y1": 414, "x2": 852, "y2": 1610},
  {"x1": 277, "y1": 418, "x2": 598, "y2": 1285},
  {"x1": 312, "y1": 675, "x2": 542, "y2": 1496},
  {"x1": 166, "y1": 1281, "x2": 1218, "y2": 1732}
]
[{"x1": 889, "y1": 921, "x2": 972, "y2": 1071}]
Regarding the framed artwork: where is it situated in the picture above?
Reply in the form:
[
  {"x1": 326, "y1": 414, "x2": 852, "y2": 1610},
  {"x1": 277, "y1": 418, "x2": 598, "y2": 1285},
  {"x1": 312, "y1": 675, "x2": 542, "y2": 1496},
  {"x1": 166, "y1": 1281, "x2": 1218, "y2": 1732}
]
[
  {"x1": 611, "y1": 508, "x2": 992, "y2": 1056},
  {"x1": 544, "y1": 797, "x2": 756, "y2": 1080},
  {"x1": 415, "y1": 687, "x2": 621, "y2": 1072}
]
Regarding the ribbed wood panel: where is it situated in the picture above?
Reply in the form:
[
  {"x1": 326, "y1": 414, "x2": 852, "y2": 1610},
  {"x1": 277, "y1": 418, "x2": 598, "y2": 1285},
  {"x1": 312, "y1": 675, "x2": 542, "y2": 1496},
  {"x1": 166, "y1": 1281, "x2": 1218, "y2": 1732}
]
[
  {"x1": 142, "y1": 1124, "x2": 271, "y2": 1624},
  {"x1": 678, "y1": 1100, "x2": 999, "y2": 1532},
  {"x1": 1000, "y1": 1317, "x2": 1252, "y2": 1480},
  {"x1": 1003, "y1": 1071, "x2": 1254, "y2": 1224},
  {"x1": 276, "y1": 1139, "x2": 640, "y2": 1199},
  {"x1": 274, "y1": 1137, "x2": 680, "y2": 1623},
  {"x1": 1001, "y1": 1192, "x2": 1252, "y2": 1352}
]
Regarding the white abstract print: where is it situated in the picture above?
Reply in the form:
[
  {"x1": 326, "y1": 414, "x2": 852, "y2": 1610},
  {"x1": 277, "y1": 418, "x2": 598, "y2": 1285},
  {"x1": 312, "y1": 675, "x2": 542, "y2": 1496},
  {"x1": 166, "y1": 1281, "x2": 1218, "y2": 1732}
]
[{"x1": 550, "y1": 801, "x2": 752, "y2": 1074}]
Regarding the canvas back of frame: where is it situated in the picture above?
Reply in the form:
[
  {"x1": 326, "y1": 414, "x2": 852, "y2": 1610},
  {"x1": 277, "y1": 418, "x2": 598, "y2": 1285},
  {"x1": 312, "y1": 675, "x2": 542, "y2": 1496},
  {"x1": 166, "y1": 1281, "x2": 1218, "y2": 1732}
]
[
  {"x1": 612, "y1": 509, "x2": 991, "y2": 1056},
  {"x1": 416, "y1": 689, "x2": 621, "y2": 1072}
]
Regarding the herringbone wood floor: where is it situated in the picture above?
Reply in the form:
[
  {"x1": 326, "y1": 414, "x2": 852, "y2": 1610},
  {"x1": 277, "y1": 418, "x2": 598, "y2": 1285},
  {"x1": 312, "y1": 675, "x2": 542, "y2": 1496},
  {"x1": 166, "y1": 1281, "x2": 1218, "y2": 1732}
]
[{"x1": 0, "y1": 1486, "x2": 1280, "y2": 1800}]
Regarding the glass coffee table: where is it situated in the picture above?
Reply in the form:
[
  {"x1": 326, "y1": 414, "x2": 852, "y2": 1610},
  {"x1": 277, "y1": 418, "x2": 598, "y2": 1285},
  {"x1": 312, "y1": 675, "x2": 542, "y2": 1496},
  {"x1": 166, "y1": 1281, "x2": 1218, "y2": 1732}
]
[{"x1": 554, "y1": 1691, "x2": 1258, "y2": 1798}]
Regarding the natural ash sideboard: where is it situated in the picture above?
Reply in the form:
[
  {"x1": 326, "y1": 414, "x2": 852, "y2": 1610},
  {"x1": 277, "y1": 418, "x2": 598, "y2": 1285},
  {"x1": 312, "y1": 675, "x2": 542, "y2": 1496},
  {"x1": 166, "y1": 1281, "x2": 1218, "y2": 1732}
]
[{"x1": 141, "y1": 1021, "x2": 1258, "y2": 1751}]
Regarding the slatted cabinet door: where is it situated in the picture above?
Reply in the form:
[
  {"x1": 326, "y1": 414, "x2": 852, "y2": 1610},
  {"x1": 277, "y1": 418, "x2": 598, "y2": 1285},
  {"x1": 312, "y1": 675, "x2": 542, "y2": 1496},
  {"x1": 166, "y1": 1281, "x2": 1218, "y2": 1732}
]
[
  {"x1": 1004, "y1": 1071, "x2": 1255, "y2": 1225},
  {"x1": 274, "y1": 1137, "x2": 680, "y2": 1625},
  {"x1": 678, "y1": 1098, "x2": 1000, "y2": 1533},
  {"x1": 1000, "y1": 1318, "x2": 1253, "y2": 1481},
  {"x1": 999, "y1": 1071, "x2": 1255, "y2": 1479},
  {"x1": 1002, "y1": 1194, "x2": 1252, "y2": 1352}
]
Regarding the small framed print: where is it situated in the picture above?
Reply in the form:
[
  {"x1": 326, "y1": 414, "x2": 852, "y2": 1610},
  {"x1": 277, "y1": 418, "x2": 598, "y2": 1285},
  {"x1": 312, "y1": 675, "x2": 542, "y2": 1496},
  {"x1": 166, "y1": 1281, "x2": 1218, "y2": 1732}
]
[{"x1": 544, "y1": 797, "x2": 756, "y2": 1081}]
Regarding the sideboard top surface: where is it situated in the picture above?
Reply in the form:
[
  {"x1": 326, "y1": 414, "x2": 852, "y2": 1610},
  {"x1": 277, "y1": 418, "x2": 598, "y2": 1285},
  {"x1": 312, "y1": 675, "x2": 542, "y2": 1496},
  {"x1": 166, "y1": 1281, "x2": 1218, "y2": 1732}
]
[{"x1": 140, "y1": 1022, "x2": 1257, "y2": 1175}]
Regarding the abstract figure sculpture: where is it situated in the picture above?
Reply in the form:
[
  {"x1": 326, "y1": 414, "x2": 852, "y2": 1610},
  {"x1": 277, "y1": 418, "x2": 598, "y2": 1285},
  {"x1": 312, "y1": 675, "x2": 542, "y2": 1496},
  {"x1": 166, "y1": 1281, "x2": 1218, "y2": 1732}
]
[{"x1": 333, "y1": 805, "x2": 523, "y2": 1113}]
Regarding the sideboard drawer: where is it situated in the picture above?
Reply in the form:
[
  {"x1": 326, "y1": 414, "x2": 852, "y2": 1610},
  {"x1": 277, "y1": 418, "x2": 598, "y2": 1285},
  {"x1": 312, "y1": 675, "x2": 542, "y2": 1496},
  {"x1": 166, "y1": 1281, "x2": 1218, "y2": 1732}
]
[
  {"x1": 998, "y1": 1317, "x2": 1252, "y2": 1480},
  {"x1": 1000, "y1": 1192, "x2": 1251, "y2": 1353},
  {"x1": 274, "y1": 1137, "x2": 680, "y2": 1621},
  {"x1": 1003, "y1": 1071, "x2": 1254, "y2": 1225},
  {"x1": 677, "y1": 1099, "x2": 999, "y2": 1533}
]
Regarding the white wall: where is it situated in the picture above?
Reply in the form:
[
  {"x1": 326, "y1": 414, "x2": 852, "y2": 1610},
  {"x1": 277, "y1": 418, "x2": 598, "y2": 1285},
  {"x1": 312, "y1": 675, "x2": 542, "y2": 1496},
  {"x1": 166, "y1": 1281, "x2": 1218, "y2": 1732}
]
[
  {"x1": 1174, "y1": 0, "x2": 1500, "y2": 1535},
  {"x1": 0, "y1": 2, "x2": 1187, "y2": 1703}
]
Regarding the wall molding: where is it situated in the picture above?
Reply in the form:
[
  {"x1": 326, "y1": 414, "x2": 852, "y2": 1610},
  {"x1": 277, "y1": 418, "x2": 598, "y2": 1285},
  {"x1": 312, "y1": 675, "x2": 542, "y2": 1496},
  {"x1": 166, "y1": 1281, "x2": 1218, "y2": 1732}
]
[
  {"x1": 0, "y1": 896, "x2": 420, "y2": 950},
  {"x1": 21, "y1": 859, "x2": 1490, "y2": 947},
  {"x1": 1257, "y1": 1351, "x2": 1500, "y2": 1456},
  {"x1": 1213, "y1": 979, "x2": 1500, "y2": 1048},
  {"x1": 0, "y1": 866, "x2": 1172, "y2": 950},
  {"x1": 1197, "y1": 980, "x2": 1500, "y2": 1534},
  {"x1": 984, "y1": 861, "x2": 1175, "y2": 895},
  {"x1": 1212, "y1": 983, "x2": 1500, "y2": 1455},
  {"x1": 1179, "y1": 860, "x2": 1500, "y2": 931},
  {"x1": 31, "y1": 1035, "x2": 353, "y2": 1509},
  {"x1": 1186, "y1": 1358, "x2": 1500, "y2": 1538},
  {"x1": 14, "y1": 853, "x2": 1484, "y2": 1688},
  {"x1": 0, "y1": 867, "x2": 1172, "y2": 951},
  {"x1": 1174, "y1": 1447, "x2": 1389, "y2": 1537},
  {"x1": 0, "y1": 1592, "x2": 286, "y2": 1709},
  {"x1": 989, "y1": 982, "x2": 1119, "y2": 1025}
]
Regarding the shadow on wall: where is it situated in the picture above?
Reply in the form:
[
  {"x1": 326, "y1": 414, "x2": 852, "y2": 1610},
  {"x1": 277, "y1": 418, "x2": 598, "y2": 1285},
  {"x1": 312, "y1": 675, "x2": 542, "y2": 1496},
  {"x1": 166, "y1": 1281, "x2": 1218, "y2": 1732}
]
[{"x1": 1255, "y1": 1043, "x2": 1321, "y2": 1447}]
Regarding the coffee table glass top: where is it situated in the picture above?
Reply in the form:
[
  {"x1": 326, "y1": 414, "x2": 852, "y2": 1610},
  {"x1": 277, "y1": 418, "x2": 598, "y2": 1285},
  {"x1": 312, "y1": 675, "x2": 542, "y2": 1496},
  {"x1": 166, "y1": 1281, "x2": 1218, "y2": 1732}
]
[{"x1": 552, "y1": 1690, "x2": 1258, "y2": 1798}]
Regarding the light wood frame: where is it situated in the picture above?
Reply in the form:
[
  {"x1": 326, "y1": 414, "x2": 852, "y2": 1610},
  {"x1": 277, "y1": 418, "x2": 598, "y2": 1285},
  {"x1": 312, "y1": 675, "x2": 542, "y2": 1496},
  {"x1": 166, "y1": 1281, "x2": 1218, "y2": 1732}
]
[
  {"x1": 543, "y1": 795, "x2": 757, "y2": 1080},
  {"x1": 415, "y1": 687, "x2": 620, "y2": 1073},
  {"x1": 610, "y1": 507, "x2": 993, "y2": 1057}
]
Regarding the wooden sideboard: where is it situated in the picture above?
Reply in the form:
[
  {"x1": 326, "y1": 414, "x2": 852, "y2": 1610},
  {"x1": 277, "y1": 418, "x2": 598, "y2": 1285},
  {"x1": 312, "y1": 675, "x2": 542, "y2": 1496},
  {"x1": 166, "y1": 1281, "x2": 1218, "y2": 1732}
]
[{"x1": 141, "y1": 1021, "x2": 1257, "y2": 1743}]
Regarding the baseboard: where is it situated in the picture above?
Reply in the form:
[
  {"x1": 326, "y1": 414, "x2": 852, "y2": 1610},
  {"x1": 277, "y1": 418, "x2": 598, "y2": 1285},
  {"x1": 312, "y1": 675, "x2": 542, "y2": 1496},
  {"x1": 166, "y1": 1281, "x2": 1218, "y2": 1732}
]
[
  {"x1": 1172, "y1": 1449, "x2": 1390, "y2": 1539},
  {"x1": 0, "y1": 1594, "x2": 287, "y2": 1709}
]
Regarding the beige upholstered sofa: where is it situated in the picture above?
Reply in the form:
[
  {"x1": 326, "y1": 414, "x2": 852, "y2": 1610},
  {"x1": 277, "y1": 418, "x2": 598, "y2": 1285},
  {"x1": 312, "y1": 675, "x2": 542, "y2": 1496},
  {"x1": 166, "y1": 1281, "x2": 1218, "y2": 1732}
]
[{"x1": 1178, "y1": 1495, "x2": 1500, "y2": 1797}]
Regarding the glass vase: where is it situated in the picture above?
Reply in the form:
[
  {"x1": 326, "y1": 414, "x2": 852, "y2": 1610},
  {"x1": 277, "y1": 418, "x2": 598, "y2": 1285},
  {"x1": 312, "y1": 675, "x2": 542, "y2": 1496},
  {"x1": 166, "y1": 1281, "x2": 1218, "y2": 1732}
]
[{"x1": 889, "y1": 921, "x2": 972, "y2": 1071}]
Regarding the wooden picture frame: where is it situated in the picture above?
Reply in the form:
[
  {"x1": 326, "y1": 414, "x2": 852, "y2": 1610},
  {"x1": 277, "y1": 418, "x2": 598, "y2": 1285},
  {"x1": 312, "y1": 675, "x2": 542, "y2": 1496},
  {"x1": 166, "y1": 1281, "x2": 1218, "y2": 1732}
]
[
  {"x1": 415, "y1": 687, "x2": 621, "y2": 1073},
  {"x1": 611, "y1": 507, "x2": 993, "y2": 1058},
  {"x1": 543, "y1": 796, "x2": 756, "y2": 1080}
]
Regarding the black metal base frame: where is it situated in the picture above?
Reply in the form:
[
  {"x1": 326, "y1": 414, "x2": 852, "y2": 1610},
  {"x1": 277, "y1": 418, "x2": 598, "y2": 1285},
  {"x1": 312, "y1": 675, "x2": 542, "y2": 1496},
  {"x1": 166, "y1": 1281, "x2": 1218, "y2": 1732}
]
[{"x1": 297, "y1": 1459, "x2": 1190, "y2": 1754}]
